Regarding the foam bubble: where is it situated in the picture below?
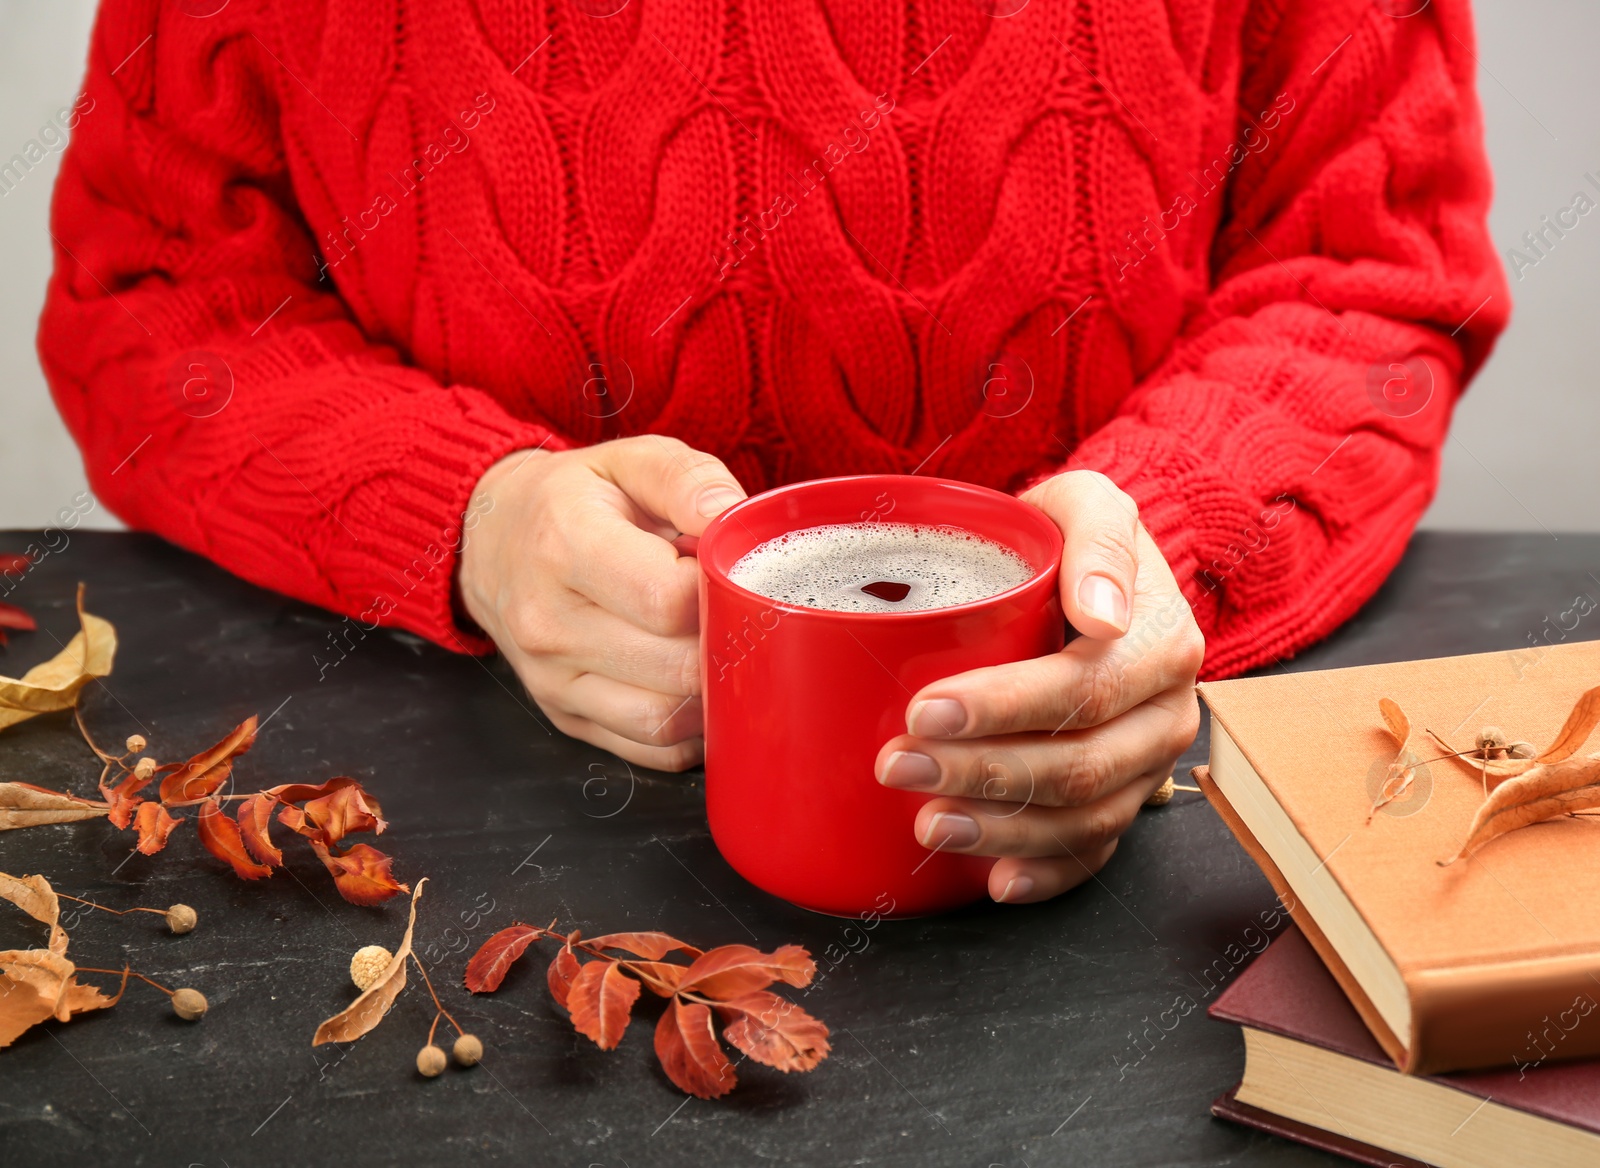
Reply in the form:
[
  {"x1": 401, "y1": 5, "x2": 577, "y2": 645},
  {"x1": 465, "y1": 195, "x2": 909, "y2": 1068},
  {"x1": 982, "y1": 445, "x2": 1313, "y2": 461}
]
[{"x1": 726, "y1": 522, "x2": 1033, "y2": 613}]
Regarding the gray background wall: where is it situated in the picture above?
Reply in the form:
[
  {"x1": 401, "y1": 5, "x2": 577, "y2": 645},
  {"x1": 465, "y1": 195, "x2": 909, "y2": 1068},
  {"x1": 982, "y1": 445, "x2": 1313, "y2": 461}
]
[{"x1": 0, "y1": 0, "x2": 1594, "y2": 534}]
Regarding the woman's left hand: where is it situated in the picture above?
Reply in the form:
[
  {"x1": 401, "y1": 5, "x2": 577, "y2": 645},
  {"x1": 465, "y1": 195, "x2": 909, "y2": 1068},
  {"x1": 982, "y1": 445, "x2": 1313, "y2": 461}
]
[{"x1": 874, "y1": 470, "x2": 1205, "y2": 903}]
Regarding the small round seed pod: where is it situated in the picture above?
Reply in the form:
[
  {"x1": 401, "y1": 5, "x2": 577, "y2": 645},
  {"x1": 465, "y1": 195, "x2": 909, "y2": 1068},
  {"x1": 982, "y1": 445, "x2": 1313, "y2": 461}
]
[
  {"x1": 1509, "y1": 741, "x2": 1538, "y2": 759},
  {"x1": 171, "y1": 988, "x2": 207, "y2": 1020},
  {"x1": 1144, "y1": 775, "x2": 1176, "y2": 808},
  {"x1": 453, "y1": 1033, "x2": 483, "y2": 1067},
  {"x1": 1476, "y1": 726, "x2": 1509, "y2": 759},
  {"x1": 133, "y1": 757, "x2": 157, "y2": 780},
  {"x1": 349, "y1": 945, "x2": 393, "y2": 991},
  {"x1": 125, "y1": 734, "x2": 147, "y2": 754},
  {"x1": 166, "y1": 904, "x2": 198, "y2": 934},
  {"x1": 417, "y1": 1044, "x2": 448, "y2": 1077}
]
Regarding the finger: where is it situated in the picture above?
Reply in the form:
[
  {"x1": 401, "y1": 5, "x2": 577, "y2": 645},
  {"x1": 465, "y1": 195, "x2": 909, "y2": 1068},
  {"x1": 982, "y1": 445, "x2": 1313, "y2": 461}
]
[
  {"x1": 988, "y1": 843, "x2": 1119, "y2": 904},
  {"x1": 878, "y1": 689, "x2": 1197, "y2": 806},
  {"x1": 904, "y1": 632, "x2": 1190, "y2": 738},
  {"x1": 560, "y1": 673, "x2": 704, "y2": 747},
  {"x1": 559, "y1": 498, "x2": 702, "y2": 637},
  {"x1": 911, "y1": 767, "x2": 1169, "y2": 858},
  {"x1": 541, "y1": 703, "x2": 705, "y2": 773},
  {"x1": 589, "y1": 435, "x2": 748, "y2": 538},
  {"x1": 508, "y1": 597, "x2": 700, "y2": 694},
  {"x1": 1022, "y1": 470, "x2": 1139, "y2": 638}
]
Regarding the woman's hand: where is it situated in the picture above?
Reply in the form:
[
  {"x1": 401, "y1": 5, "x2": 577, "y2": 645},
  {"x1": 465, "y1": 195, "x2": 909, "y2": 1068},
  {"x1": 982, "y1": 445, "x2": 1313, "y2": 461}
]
[
  {"x1": 459, "y1": 436, "x2": 746, "y2": 771},
  {"x1": 874, "y1": 471, "x2": 1204, "y2": 903}
]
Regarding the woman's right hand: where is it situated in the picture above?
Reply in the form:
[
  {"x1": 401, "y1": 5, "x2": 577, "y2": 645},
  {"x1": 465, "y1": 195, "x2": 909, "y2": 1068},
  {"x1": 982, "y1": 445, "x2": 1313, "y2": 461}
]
[{"x1": 458, "y1": 436, "x2": 746, "y2": 771}]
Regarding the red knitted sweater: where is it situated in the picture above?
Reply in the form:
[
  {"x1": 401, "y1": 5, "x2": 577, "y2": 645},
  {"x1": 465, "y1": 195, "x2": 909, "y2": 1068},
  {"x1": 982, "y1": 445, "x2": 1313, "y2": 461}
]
[{"x1": 40, "y1": 0, "x2": 1507, "y2": 678}]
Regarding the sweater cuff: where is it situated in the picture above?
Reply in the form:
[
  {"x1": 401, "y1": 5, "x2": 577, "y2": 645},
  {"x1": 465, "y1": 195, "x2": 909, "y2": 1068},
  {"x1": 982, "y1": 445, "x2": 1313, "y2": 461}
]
[{"x1": 346, "y1": 391, "x2": 569, "y2": 655}]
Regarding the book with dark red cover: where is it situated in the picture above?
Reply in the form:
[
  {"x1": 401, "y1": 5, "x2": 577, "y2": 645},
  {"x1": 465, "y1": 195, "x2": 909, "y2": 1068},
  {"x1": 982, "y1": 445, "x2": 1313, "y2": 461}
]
[{"x1": 1209, "y1": 925, "x2": 1600, "y2": 1154}]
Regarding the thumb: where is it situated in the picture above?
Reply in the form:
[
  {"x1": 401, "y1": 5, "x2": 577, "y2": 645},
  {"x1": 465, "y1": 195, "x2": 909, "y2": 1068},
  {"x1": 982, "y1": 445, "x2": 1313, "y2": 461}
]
[
  {"x1": 590, "y1": 435, "x2": 747, "y2": 538},
  {"x1": 1024, "y1": 470, "x2": 1139, "y2": 639}
]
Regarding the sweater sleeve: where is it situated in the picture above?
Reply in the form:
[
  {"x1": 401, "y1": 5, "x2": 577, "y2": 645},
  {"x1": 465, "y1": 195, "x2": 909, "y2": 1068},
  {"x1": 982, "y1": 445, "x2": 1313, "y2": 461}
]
[
  {"x1": 1049, "y1": 0, "x2": 1508, "y2": 679},
  {"x1": 38, "y1": 1, "x2": 566, "y2": 654}
]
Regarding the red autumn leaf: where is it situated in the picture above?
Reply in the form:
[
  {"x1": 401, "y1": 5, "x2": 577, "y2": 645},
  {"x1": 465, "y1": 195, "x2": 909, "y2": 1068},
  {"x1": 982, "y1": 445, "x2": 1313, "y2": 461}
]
[
  {"x1": 655, "y1": 997, "x2": 736, "y2": 1099},
  {"x1": 133, "y1": 801, "x2": 183, "y2": 855},
  {"x1": 716, "y1": 990, "x2": 832, "y2": 1072},
  {"x1": 301, "y1": 781, "x2": 386, "y2": 844},
  {"x1": 0, "y1": 601, "x2": 35, "y2": 632},
  {"x1": 196, "y1": 797, "x2": 273, "y2": 880},
  {"x1": 584, "y1": 931, "x2": 704, "y2": 961},
  {"x1": 547, "y1": 945, "x2": 580, "y2": 1008},
  {"x1": 0, "y1": 553, "x2": 31, "y2": 574},
  {"x1": 630, "y1": 961, "x2": 689, "y2": 998},
  {"x1": 308, "y1": 840, "x2": 408, "y2": 906},
  {"x1": 106, "y1": 789, "x2": 145, "y2": 831},
  {"x1": 264, "y1": 776, "x2": 359, "y2": 806},
  {"x1": 276, "y1": 802, "x2": 310, "y2": 837},
  {"x1": 678, "y1": 944, "x2": 816, "y2": 999},
  {"x1": 566, "y1": 959, "x2": 642, "y2": 1050},
  {"x1": 159, "y1": 716, "x2": 258, "y2": 804},
  {"x1": 463, "y1": 923, "x2": 542, "y2": 993},
  {"x1": 235, "y1": 794, "x2": 283, "y2": 867}
]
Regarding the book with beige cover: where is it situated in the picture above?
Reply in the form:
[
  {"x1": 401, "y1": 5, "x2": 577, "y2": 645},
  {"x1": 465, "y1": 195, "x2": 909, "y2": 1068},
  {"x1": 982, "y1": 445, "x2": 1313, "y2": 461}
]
[{"x1": 1195, "y1": 638, "x2": 1600, "y2": 1076}]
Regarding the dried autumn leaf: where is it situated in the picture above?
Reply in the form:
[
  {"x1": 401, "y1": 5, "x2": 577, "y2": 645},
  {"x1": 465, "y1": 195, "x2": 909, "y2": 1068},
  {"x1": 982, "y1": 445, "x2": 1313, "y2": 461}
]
[
  {"x1": 0, "y1": 553, "x2": 31, "y2": 574},
  {"x1": 0, "y1": 782, "x2": 110, "y2": 831},
  {"x1": 1424, "y1": 728, "x2": 1532, "y2": 791},
  {"x1": 264, "y1": 776, "x2": 360, "y2": 806},
  {"x1": 1441, "y1": 754, "x2": 1600, "y2": 865},
  {"x1": 159, "y1": 716, "x2": 258, "y2": 804},
  {"x1": 629, "y1": 961, "x2": 688, "y2": 998},
  {"x1": 313, "y1": 878, "x2": 426, "y2": 1045},
  {"x1": 0, "y1": 974, "x2": 59, "y2": 1047},
  {"x1": 196, "y1": 797, "x2": 273, "y2": 881},
  {"x1": 0, "y1": 586, "x2": 116, "y2": 733},
  {"x1": 584, "y1": 932, "x2": 704, "y2": 961},
  {"x1": 133, "y1": 801, "x2": 183, "y2": 855},
  {"x1": 0, "y1": 949, "x2": 77, "y2": 1020},
  {"x1": 547, "y1": 944, "x2": 580, "y2": 1007},
  {"x1": 678, "y1": 944, "x2": 816, "y2": 999},
  {"x1": 0, "y1": 871, "x2": 67, "y2": 955},
  {"x1": 717, "y1": 990, "x2": 832, "y2": 1072},
  {"x1": 463, "y1": 923, "x2": 541, "y2": 993},
  {"x1": 105, "y1": 770, "x2": 153, "y2": 830},
  {"x1": 300, "y1": 782, "x2": 386, "y2": 844},
  {"x1": 1537, "y1": 684, "x2": 1600, "y2": 763},
  {"x1": 308, "y1": 840, "x2": 408, "y2": 906},
  {"x1": 1368, "y1": 698, "x2": 1420, "y2": 821},
  {"x1": 235, "y1": 794, "x2": 283, "y2": 867},
  {"x1": 566, "y1": 959, "x2": 642, "y2": 1050},
  {"x1": 655, "y1": 997, "x2": 736, "y2": 1099}
]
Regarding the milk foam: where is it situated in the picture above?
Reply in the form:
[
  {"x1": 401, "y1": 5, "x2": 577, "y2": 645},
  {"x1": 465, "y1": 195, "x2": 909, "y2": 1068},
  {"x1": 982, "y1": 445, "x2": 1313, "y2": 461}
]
[{"x1": 727, "y1": 522, "x2": 1033, "y2": 613}]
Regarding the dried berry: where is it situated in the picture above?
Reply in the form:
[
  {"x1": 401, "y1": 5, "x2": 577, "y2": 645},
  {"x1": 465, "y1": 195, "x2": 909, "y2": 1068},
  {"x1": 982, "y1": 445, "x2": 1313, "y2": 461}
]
[
  {"x1": 453, "y1": 1033, "x2": 483, "y2": 1067},
  {"x1": 416, "y1": 1044, "x2": 447, "y2": 1077},
  {"x1": 133, "y1": 756, "x2": 156, "y2": 780},
  {"x1": 171, "y1": 988, "x2": 207, "y2": 1020},
  {"x1": 1144, "y1": 775, "x2": 1175, "y2": 807},
  {"x1": 1476, "y1": 725, "x2": 1509, "y2": 760},
  {"x1": 350, "y1": 945, "x2": 393, "y2": 991},
  {"x1": 166, "y1": 904, "x2": 197, "y2": 934},
  {"x1": 125, "y1": 734, "x2": 147, "y2": 754},
  {"x1": 1509, "y1": 741, "x2": 1537, "y2": 759}
]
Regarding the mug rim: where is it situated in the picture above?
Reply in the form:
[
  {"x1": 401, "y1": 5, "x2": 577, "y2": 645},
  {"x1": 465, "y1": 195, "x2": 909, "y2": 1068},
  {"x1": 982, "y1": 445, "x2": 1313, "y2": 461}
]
[{"x1": 698, "y1": 474, "x2": 1064, "y2": 622}]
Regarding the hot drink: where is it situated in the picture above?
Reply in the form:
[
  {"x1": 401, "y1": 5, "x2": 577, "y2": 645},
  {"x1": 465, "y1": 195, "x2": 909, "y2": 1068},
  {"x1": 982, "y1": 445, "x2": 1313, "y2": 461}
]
[{"x1": 727, "y1": 521, "x2": 1032, "y2": 613}]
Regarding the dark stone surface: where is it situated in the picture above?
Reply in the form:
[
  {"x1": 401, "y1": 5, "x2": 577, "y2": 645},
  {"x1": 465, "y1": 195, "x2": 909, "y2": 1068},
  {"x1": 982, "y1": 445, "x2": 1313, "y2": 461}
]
[{"x1": 0, "y1": 529, "x2": 1594, "y2": 1168}]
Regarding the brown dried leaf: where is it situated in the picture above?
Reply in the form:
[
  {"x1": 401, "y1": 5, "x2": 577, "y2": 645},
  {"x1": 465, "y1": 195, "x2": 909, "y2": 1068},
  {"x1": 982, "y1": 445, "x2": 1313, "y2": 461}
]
[
  {"x1": 133, "y1": 801, "x2": 183, "y2": 855},
  {"x1": 0, "y1": 871, "x2": 67, "y2": 955},
  {"x1": 196, "y1": 797, "x2": 273, "y2": 881},
  {"x1": 0, "y1": 973, "x2": 58, "y2": 1046},
  {"x1": 584, "y1": 932, "x2": 704, "y2": 961},
  {"x1": 235, "y1": 794, "x2": 283, "y2": 867},
  {"x1": 0, "y1": 586, "x2": 116, "y2": 733},
  {"x1": 0, "y1": 782, "x2": 109, "y2": 831},
  {"x1": 547, "y1": 944, "x2": 579, "y2": 1008},
  {"x1": 1537, "y1": 685, "x2": 1600, "y2": 763},
  {"x1": 463, "y1": 924, "x2": 541, "y2": 993},
  {"x1": 307, "y1": 840, "x2": 408, "y2": 906},
  {"x1": 716, "y1": 990, "x2": 832, "y2": 1072},
  {"x1": 678, "y1": 944, "x2": 816, "y2": 999},
  {"x1": 159, "y1": 716, "x2": 258, "y2": 804},
  {"x1": 312, "y1": 878, "x2": 426, "y2": 1045},
  {"x1": 1368, "y1": 699, "x2": 1419, "y2": 821},
  {"x1": 1442, "y1": 755, "x2": 1600, "y2": 864}
]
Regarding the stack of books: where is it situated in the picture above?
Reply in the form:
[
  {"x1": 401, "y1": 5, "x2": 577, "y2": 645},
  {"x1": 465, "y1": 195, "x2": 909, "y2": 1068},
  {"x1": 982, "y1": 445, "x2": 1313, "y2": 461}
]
[{"x1": 1197, "y1": 638, "x2": 1600, "y2": 1166}]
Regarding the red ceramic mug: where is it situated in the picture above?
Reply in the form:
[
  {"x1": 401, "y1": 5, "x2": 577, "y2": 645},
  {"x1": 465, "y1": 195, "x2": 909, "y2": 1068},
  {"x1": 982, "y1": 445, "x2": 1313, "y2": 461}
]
[{"x1": 698, "y1": 475, "x2": 1065, "y2": 917}]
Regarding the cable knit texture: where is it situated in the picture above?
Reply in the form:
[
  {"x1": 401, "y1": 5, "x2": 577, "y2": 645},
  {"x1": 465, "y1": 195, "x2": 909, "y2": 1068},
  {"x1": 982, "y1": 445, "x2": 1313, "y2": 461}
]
[{"x1": 40, "y1": 0, "x2": 1507, "y2": 676}]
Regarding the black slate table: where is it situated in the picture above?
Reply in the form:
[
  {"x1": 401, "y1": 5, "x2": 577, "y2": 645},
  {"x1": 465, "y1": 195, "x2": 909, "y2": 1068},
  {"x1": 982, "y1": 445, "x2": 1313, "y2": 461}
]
[{"x1": 0, "y1": 529, "x2": 1593, "y2": 1168}]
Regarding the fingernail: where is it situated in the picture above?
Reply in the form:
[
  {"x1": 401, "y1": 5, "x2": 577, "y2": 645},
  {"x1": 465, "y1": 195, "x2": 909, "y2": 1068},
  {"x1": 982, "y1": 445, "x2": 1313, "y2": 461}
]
[
  {"x1": 908, "y1": 698, "x2": 966, "y2": 737},
  {"x1": 921, "y1": 811, "x2": 980, "y2": 850},
  {"x1": 1078, "y1": 573, "x2": 1129, "y2": 631},
  {"x1": 879, "y1": 751, "x2": 941, "y2": 791},
  {"x1": 999, "y1": 875, "x2": 1034, "y2": 903},
  {"x1": 697, "y1": 488, "x2": 744, "y2": 518}
]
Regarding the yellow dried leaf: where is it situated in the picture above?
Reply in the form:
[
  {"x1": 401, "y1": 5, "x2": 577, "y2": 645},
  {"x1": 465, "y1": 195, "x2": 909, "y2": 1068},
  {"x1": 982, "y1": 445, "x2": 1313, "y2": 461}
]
[
  {"x1": 0, "y1": 871, "x2": 67, "y2": 955},
  {"x1": 0, "y1": 782, "x2": 111, "y2": 831},
  {"x1": 1441, "y1": 754, "x2": 1600, "y2": 865},
  {"x1": 1537, "y1": 684, "x2": 1600, "y2": 763},
  {"x1": 312, "y1": 878, "x2": 426, "y2": 1046},
  {"x1": 0, "y1": 586, "x2": 116, "y2": 733}
]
